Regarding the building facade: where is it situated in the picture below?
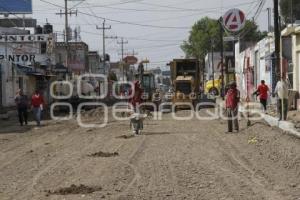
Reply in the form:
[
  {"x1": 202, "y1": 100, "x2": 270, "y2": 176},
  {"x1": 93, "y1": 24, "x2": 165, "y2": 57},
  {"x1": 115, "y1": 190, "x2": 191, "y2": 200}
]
[
  {"x1": 0, "y1": 28, "x2": 56, "y2": 107},
  {"x1": 88, "y1": 51, "x2": 101, "y2": 74},
  {"x1": 54, "y1": 42, "x2": 89, "y2": 75}
]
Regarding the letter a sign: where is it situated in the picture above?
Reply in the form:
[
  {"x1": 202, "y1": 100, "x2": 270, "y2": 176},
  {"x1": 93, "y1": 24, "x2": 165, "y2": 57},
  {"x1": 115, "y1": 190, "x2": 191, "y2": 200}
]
[{"x1": 223, "y1": 9, "x2": 246, "y2": 33}]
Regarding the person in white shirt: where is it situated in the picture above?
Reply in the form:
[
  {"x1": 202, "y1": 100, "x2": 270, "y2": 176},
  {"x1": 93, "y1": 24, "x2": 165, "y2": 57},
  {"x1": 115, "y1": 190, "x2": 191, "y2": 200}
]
[{"x1": 274, "y1": 77, "x2": 289, "y2": 121}]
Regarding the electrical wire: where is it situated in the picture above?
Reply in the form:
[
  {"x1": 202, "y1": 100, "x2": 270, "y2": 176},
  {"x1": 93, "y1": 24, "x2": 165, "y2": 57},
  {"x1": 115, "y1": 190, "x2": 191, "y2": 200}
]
[{"x1": 37, "y1": 0, "x2": 190, "y2": 29}]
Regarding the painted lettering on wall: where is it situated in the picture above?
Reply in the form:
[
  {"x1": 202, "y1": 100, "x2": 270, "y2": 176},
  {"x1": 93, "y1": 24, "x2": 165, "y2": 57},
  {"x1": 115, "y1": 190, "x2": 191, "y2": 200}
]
[{"x1": 0, "y1": 54, "x2": 35, "y2": 62}]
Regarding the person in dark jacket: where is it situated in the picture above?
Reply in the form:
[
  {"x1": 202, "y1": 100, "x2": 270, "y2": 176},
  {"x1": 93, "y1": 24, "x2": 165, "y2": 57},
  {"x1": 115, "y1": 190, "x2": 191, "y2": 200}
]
[
  {"x1": 225, "y1": 82, "x2": 240, "y2": 133},
  {"x1": 15, "y1": 89, "x2": 29, "y2": 126}
]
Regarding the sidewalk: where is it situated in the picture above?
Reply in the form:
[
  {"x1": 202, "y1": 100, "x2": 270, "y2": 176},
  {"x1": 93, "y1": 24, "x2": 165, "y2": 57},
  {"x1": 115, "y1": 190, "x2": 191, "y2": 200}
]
[{"x1": 217, "y1": 98, "x2": 300, "y2": 139}]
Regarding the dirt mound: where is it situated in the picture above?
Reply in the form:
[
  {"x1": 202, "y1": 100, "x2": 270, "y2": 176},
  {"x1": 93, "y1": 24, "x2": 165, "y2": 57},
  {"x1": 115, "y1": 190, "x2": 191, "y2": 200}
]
[
  {"x1": 116, "y1": 135, "x2": 135, "y2": 139},
  {"x1": 88, "y1": 151, "x2": 119, "y2": 157},
  {"x1": 46, "y1": 184, "x2": 102, "y2": 196}
]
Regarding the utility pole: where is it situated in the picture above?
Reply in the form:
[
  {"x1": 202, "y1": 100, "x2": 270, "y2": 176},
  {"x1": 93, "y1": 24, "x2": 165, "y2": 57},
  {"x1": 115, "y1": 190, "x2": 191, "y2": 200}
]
[
  {"x1": 291, "y1": 0, "x2": 294, "y2": 26},
  {"x1": 56, "y1": 0, "x2": 77, "y2": 79},
  {"x1": 267, "y1": 8, "x2": 272, "y2": 32},
  {"x1": 273, "y1": 0, "x2": 281, "y2": 78},
  {"x1": 131, "y1": 49, "x2": 138, "y2": 56},
  {"x1": 96, "y1": 20, "x2": 111, "y2": 74},
  {"x1": 211, "y1": 39, "x2": 215, "y2": 89},
  {"x1": 117, "y1": 38, "x2": 128, "y2": 81},
  {"x1": 219, "y1": 17, "x2": 224, "y2": 99}
]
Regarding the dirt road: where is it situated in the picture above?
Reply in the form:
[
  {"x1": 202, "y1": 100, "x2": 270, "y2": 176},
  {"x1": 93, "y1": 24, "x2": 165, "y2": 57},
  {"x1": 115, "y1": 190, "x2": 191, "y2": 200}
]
[{"x1": 0, "y1": 109, "x2": 299, "y2": 200}]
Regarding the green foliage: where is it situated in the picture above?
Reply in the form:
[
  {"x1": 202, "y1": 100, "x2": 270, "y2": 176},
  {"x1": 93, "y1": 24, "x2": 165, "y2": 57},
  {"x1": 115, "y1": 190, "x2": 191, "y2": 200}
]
[
  {"x1": 181, "y1": 17, "x2": 220, "y2": 59},
  {"x1": 280, "y1": 0, "x2": 300, "y2": 24},
  {"x1": 181, "y1": 17, "x2": 267, "y2": 60},
  {"x1": 241, "y1": 20, "x2": 268, "y2": 42}
]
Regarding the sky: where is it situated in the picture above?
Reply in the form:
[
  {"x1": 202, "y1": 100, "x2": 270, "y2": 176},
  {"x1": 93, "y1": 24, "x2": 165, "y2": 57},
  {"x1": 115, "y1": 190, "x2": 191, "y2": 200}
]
[{"x1": 29, "y1": 0, "x2": 273, "y2": 68}]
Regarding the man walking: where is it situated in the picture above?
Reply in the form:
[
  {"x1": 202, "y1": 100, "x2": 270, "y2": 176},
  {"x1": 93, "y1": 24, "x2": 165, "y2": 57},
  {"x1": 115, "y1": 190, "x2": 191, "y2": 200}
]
[
  {"x1": 225, "y1": 82, "x2": 240, "y2": 133},
  {"x1": 31, "y1": 90, "x2": 45, "y2": 126},
  {"x1": 15, "y1": 89, "x2": 29, "y2": 126},
  {"x1": 254, "y1": 80, "x2": 269, "y2": 112},
  {"x1": 274, "y1": 77, "x2": 289, "y2": 121}
]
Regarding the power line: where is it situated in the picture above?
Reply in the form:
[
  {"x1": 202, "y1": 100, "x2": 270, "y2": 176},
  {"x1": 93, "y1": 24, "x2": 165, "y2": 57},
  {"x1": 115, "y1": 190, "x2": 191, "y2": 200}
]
[
  {"x1": 80, "y1": 30, "x2": 184, "y2": 42},
  {"x1": 117, "y1": 37, "x2": 128, "y2": 80},
  {"x1": 72, "y1": 0, "x2": 260, "y2": 13},
  {"x1": 96, "y1": 20, "x2": 111, "y2": 66},
  {"x1": 39, "y1": 0, "x2": 190, "y2": 29}
]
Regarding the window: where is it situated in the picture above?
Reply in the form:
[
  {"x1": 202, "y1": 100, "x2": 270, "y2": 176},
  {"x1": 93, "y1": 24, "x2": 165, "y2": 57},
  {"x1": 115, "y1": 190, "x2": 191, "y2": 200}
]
[{"x1": 41, "y1": 42, "x2": 47, "y2": 54}]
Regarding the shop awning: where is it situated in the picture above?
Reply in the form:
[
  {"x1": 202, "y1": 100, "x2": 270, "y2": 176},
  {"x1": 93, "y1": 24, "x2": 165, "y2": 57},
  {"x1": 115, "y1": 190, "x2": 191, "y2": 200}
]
[
  {"x1": 15, "y1": 64, "x2": 56, "y2": 77},
  {"x1": 15, "y1": 64, "x2": 35, "y2": 75},
  {"x1": 53, "y1": 64, "x2": 68, "y2": 73}
]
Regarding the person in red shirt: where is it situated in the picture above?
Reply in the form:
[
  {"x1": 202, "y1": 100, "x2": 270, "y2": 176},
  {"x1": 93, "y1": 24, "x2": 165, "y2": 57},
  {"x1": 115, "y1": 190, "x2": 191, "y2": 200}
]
[
  {"x1": 225, "y1": 81, "x2": 240, "y2": 133},
  {"x1": 129, "y1": 81, "x2": 143, "y2": 111},
  {"x1": 31, "y1": 90, "x2": 45, "y2": 126},
  {"x1": 254, "y1": 80, "x2": 269, "y2": 112}
]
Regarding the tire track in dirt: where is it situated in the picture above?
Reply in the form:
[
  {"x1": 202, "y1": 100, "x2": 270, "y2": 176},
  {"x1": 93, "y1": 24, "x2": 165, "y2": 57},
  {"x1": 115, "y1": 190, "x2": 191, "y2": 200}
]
[
  {"x1": 213, "y1": 126, "x2": 286, "y2": 200},
  {"x1": 114, "y1": 134, "x2": 147, "y2": 199},
  {"x1": 175, "y1": 115, "x2": 272, "y2": 199}
]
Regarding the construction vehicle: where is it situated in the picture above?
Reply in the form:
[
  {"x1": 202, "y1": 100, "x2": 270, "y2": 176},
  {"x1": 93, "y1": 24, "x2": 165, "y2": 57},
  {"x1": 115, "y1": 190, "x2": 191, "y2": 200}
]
[
  {"x1": 135, "y1": 71, "x2": 156, "y2": 102},
  {"x1": 205, "y1": 73, "x2": 236, "y2": 96},
  {"x1": 205, "y1": 79, "x2": 222, "y2": 96},
  {"x1": 170, "y1": 59, "x2": 201, "y2": 110}
]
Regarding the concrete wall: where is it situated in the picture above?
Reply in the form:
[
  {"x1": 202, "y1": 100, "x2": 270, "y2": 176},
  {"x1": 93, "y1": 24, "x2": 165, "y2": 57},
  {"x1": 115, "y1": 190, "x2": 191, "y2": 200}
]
[
  {"x1": 235, "y1": 36, "x2": 276, "y2": 100},
  {"x1": 292, "y1": 29, "x2": 300, "y2": 92}
]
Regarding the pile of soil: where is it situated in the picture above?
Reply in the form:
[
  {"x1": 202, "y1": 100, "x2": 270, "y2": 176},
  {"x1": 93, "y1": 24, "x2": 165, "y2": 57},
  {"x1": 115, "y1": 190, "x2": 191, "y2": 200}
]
[
  {"x1": 88, "y1": 151, "x2": 119, "y2": 157},
  {"x1": 46, "y1": 184, "x2": 102, "y2": 195},
  {"x1": 116, "y1": 135, "x2": 135, "y2": 139}
]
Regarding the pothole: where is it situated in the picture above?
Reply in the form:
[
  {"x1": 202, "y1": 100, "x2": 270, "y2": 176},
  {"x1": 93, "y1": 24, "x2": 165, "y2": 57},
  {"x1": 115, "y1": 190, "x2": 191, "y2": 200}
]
[
  {"x1": 88, "y1": 151, "x2": 119, "y2": 157},
  {"x1": 45, "y1": 184, "x2": 102, "y2": 196}
]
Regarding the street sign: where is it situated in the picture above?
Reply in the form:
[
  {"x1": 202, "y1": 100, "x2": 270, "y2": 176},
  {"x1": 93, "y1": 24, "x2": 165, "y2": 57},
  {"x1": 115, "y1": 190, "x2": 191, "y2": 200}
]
[
  {"x1": 141, "y1": 59, "x2": 149, "y2": 64},
  {"x1": 223, "y1": 36, "x2": 239, "y2": 42},
  {"x1": 223, "y1": 9, "x2": 246, "y2": 33},
  {"x1": 123, "y1": 55, "x2": 138, "y2": 65}
]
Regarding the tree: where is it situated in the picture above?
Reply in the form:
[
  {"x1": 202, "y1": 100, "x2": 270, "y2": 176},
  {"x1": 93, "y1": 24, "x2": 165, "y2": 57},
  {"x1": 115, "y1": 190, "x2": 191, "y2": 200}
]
[
  {"x1": 280, "y1": 0, "x2": 300, "y2": 24},
  {"x1": 240, "y1": 20, "x2": 268, "y2": 42},
  {"x1": 181, "y1": 17, "x2": 220, "y2": 60},
  {"x1": 181, "y1": 17, "x2": 267, "y2": 60}
]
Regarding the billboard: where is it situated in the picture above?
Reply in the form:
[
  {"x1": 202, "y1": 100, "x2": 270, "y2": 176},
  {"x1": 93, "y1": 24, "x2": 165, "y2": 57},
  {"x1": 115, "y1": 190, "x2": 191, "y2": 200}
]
[{"x1": 0, "y1": 0, "x2": 32, "y2": 14}]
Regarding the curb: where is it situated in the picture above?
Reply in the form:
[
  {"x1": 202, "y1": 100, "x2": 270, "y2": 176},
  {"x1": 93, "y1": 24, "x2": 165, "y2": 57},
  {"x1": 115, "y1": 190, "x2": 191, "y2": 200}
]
[
  {"x1": 217, "y1": 99, "x2": 300, "y2": 139},
  {"x1": 262, "y1": 114, "x2": 300, "y2": 139}
]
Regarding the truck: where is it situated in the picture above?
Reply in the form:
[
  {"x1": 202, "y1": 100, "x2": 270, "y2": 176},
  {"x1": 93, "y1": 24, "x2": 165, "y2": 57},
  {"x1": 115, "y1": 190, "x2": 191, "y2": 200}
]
[{"x1": 170, "y1": 59, "x2": 201, "y2": 110}]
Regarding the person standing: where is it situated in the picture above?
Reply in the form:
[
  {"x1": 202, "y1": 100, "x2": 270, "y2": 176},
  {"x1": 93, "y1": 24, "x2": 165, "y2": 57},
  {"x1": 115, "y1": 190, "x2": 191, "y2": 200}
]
[
  {"x1": 153, "y1": 88, "x2": 161, "y2": 112},
  {"x1": 254, "y1": 80, "x2": 269, "y2": 112},
  {"x1": 31, "y1": 90, "x2": 45, "y2": 126},
  {"x1": 15, "y1": 89, "x2": 29, "y2": 126},
  {"x1": 129, "y1": 81, "x2": 143, "y2": 111},
  {"x1": 274, "y1": 77, "x2": 289, "y2": 121},
  {"x1": 225, "y1": 82, "x2": 240, "y2": 133}
]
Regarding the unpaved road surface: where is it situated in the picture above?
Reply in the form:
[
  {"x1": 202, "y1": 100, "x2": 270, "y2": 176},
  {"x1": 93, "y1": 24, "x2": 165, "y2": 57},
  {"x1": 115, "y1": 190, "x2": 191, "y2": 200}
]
[{"x1": 0, "y1": 109, "x2": 299, "y2": 200}]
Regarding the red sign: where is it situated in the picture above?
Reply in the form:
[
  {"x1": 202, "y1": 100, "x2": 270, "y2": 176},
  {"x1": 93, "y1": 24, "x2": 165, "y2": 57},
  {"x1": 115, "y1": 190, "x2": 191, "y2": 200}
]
[
  {"x1": 123, "y1": 56, "x2": 138, "y2": 65},
  {"x1": 223, "y1": 9, "x2": 246, "y2": 33}
]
